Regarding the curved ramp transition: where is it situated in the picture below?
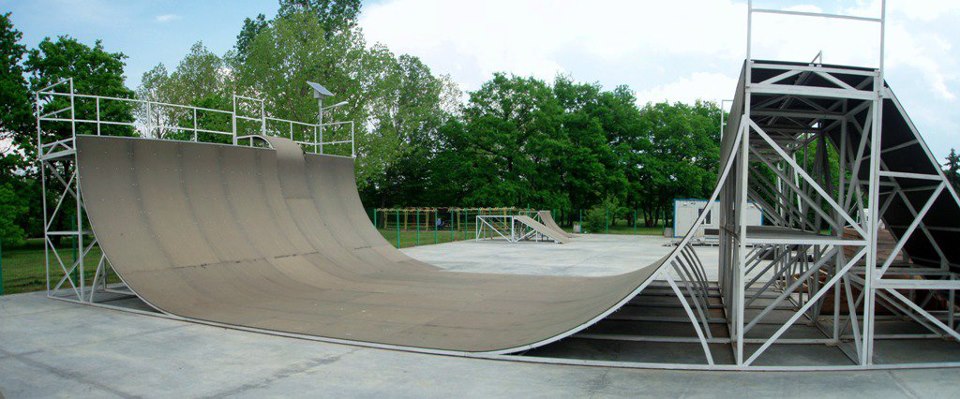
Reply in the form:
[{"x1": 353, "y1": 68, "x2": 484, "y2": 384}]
[
  {"x1": 76, "y1": 135, "x2": 664, "y2": 353},
  {"x1": 537, "y1": 210, "x2": 573, "y2": 239},
  {"x1": 514, "y1": 215, "x2": 570, "y2": 244}
]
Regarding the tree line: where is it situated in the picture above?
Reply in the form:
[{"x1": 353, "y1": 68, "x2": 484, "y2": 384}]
[{"x1": 1, "y1": 0, "x2": 958, "y2": 246}]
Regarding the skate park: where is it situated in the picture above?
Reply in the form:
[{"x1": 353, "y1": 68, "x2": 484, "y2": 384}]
[{"x1": 3, "y1": 0, "x2": 960, "y2": 397}]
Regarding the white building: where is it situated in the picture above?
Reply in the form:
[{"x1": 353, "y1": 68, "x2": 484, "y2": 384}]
[{"x1": 672, "y1": 199, "x2": 763, "y2": 238}]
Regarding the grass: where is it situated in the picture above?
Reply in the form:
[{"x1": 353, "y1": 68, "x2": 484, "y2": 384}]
[
  {"x1": 0, "y1": 238, "x2": 117, "y2": 295},
  {"x1": 1, "y1": 223, "x2": 666, "y2": 295}
]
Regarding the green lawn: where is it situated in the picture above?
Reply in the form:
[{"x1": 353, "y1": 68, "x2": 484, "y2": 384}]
[
  {"x1": 0, "y1": 238, "x2": 115, "y2": 295},
  {"x1": 1, "y1": 224, "x2": 666, "y2": 295}
]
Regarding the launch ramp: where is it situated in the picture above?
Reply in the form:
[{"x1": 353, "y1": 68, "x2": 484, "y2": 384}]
[
  {"x1": 475, "y1": 214, "x2": 570, "y2": 244},
  {"x1": 536, "y1": 210, "x2": 573, "y2": 239}
]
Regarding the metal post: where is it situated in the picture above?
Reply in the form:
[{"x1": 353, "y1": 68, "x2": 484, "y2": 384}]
[
  {"x1": 192, "y1": 108, "x2": 198, "y2": 142},
  {"x1": 36, "y1": 91, "x2": 50, "y2": 295},
  {"x1": 231, "y1": 95, "x2": 238, "y2": 145},
  {"x1": 95, "y1": 97, "x2": 100, "y2": 136},
  {"x1": 395, "y1": 209, "x2": 400, "y2": 248},
  {"x1": 70, "y1": 79, "x2": 84, "y2": 298},
  {"x1": 318, "y1": 98, "x2": 324, "y2": 154},
  {"x1": 260, "y1": 100, "x2": 266, "y2": 137},
  {"x1": 434, "y1": 210, "x2": 438, "y2": 244},
  {"x1": 416, "y1": 209, "x2": 420, "y2": 246},
  {"x1": 0, "y1": 241, "x2": 4, "y2": 296}
]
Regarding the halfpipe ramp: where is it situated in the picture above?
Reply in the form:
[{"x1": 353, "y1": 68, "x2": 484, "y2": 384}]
[{"x1": 75, "y1": 135, "x2": 665, "y2": 353}]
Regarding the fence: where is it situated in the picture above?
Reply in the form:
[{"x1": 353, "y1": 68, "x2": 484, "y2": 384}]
[{"x1": 365, "y1": 207, "x2": 670, "y2": 249}]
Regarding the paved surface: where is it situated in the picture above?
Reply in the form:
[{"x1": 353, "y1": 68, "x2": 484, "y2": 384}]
[{"x1": 1, "y1": 235, "x2": 958, "y2": 398}]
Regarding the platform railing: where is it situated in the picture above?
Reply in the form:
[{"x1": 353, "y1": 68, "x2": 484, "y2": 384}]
[{"x1": 36, "y1": 79, "x2": 355, "y2": 157}]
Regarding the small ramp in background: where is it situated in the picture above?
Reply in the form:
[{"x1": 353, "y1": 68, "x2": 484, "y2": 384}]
[
  {"x1": 475, "y1": 214, "x2": 570, "y2": 244},
  {"x1": 536, "y1": 210, "x2": 573, "y2": 239}
]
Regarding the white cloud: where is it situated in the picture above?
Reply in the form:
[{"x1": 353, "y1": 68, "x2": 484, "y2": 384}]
[
  {"x1": 635, "y1": 72, "x2": 738, "y2": 106},
  {"x1": 155, "y1": 14, "x2": 182, "y2": 23},
  {"x1": 360, "y1": 0, "x2": 960, "y2": 157},
  {"x1": 360, "y1": 0, "x2": 746, "y2": 91}
]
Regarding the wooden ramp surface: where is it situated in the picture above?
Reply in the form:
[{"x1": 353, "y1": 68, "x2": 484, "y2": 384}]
[{"x1": 76, "y1": 135, "x2": 664, "y2": 353}]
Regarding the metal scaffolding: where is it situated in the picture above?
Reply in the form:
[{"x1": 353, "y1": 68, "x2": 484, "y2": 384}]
[
  {"x1": 35, "y1": 80, "x2": 352, "y2": 304},
  {"x1": 700, "y1": 0, "x2": 960, "y2": 367}
]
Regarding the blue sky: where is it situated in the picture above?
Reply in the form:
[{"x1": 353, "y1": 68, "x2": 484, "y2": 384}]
[{"x1": 2, "y1": 0, "x2": 958, "y2": 159}]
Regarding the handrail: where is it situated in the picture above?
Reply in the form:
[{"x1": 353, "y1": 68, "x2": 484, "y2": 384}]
[{"x1": 34, "y1": 81, "x2": 356, "y2": 157}]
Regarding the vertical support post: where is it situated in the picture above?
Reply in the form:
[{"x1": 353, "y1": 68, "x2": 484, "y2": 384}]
[
  {"x1": 146, "y1": 101, "x2": 152, "y2": 138},
  {"x1": 395, "y1": 209, "x2": 400, "y2": 249},
  {"x1": 351, "y1": 121, "x2": 355, "y2": 158},
  {"x1": 0, "y1": 241, "x2": 4, "y2": 296},
  {"x1": 863, "y1": 95, "x2": 883, "y2": 366},
  {"x1": 318, "y1": 97, "x2": 324, "y2": 154},
  {"x1": 434, "y1": 209, "x2": 438, "y2": 244},
  {"x1": 863, "y1": 1, "x2": 887, "y2": 362},
  {"x1": 231, "y1": 95, "x2": 238, "y2": 146},
  {"x1": 36, "y1": 91, "x2": 50, "y2": 295},
  {"x1": 192, "y1": 108, "x2": 198, "y2": 142},
  {"x1": 69, "y1": 79, "x2": 85, "y2": 299},
  {"x1": 260, "y1": 100, "x2": 266, "y2": 137},
  {"x1": 949, "y1": 274, "x2": 956, "y2": 332},
  {"x1": 95, "y1": 97, "x2": 101, "y2": 136},
  {"x1": 737, "y1": 100, "x2": 752, "y2": 366},
  {"x1": 416, "y1": 209, "x2": 420, "y2": 246}
]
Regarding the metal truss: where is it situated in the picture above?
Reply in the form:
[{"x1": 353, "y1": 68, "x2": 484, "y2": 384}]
[
  {"x1": 705, "y1": 0, "x2": 959, "y2": 368},
  {"x1": 571, "y1": 0, "x2": 959, "y2": 369},
  {"x1": 35, "y1": 78, "x2": 349, "y2": 304},
  {"x1": 474, "y1": 215, "x2": 561, "y2": 243}
]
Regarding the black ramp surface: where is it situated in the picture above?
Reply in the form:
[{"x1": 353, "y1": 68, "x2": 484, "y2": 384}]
[{"x1": 76, "y1": 135, "x2": 664, "y2": 353}]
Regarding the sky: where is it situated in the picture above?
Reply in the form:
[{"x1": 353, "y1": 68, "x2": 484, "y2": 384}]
[{"x1": 2, "y1": 0, "x2": 958, "y2": 159}]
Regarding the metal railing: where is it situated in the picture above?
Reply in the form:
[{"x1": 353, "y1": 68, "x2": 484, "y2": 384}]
[{"x1": 36, "y1": 78, "x2": 355, "y2": 157}]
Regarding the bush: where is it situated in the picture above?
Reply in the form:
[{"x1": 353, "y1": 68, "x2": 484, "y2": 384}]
[
  {"x1": 0, "y1": 183, "x2": 27, "y2": 247},
  {"x1": 584, "y1": 197, "x2": 620, "y2": 233}
]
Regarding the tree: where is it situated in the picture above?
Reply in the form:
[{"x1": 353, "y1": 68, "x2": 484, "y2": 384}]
[
  {"x1": 429, "y1": 74, "x2": 570, "y2": 208},
  {"x1": 234, "y1": 14, "x2": 268, "y2": 65},
  {"x1": 137, "y1": 42, "x2": 231, "y2": 141},
  {"x1": 0, "y1": 12, "x2": 31, "y2": 167},
  {"x1": 553, "y1": 76, "x2": 629, "y2": 218},
  {"x1": 25, "y1": 36, "x2": 136, "y2": 149},
  {"x1": 363, "y1": 54, "x2": 449, "y2": 206},
  {"x1": 277, "y1": 0, "x2": 361, "y2": 36},
  {"x1": 632, "y1": 101, "x2": 721, "y2": 227},
  {"x1": 946, "y1": 148, "x2": 960, "y2": 191},
  {"x1": 23, "y1": 36, "x2": 135, "y2": 244},
  {"x1": 0, "y1": 12, "x2": 30, "y2": 242}
]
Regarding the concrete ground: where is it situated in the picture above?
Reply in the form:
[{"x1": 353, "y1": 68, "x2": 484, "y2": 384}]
[{"x1": 1, "y1": 235, "x2": 959, "y2": 398}]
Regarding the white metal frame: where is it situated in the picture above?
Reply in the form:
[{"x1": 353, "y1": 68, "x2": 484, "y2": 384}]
[
  {"x1": 35, "y1": 78, "x2": 354, "y2": 304},
  {"x1": 474, "y1": 215, "x2": 560, "y2": 243}
]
